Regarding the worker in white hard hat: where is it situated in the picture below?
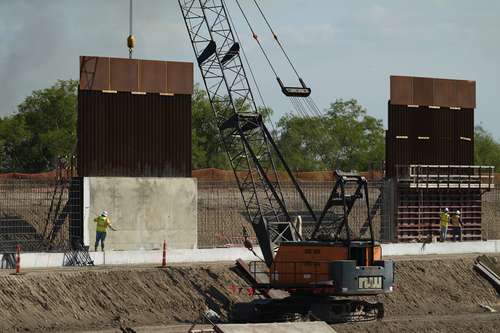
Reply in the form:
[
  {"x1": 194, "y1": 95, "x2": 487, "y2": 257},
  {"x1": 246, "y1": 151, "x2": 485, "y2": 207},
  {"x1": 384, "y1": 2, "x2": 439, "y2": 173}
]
[
  {"x1": 450, "y1": 210, "x2": 463, "y2": 242},
  {"x1": 93, "y1": 211, "x2": 116, "y2": 251},
  {"x1": 439, "y1": 208, "x2": 450, "y2": 242}
]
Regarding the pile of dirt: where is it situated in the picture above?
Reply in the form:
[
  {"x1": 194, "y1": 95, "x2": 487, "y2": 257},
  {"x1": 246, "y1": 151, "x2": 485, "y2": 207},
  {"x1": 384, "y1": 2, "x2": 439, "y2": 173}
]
[
  {"x1": 336, "y1": 255, "x2": 500, "y2": 332},
  {"x1": 379, "y1": 255, "x2": 499, "y2": 317},
  {"x1": 0, "y1": 264, "x2": 252, "y2": 332},
  {"x1": 0, "y1": 255, "x2": 499, "y2": 332}
]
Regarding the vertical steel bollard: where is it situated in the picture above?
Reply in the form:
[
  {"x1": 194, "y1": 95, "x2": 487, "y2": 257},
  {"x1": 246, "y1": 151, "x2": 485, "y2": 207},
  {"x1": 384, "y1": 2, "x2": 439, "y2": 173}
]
[
  {"x1": 15, "y1": 244, "x2": 20, "y2": 274},
  {"x1": 162, "y1": 240, "x2": 167, "y2": 267}
]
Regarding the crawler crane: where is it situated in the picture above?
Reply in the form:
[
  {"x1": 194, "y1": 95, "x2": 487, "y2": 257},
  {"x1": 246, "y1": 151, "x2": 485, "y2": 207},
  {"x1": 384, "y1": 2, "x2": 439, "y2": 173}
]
[{"x1": 178, "y1": 0, "x2": 394, "y2": 322}]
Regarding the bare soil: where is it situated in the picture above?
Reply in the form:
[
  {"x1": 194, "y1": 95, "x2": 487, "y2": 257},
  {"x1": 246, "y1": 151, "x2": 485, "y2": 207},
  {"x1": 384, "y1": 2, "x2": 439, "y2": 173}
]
[
  {"x1": 336, "y1": 254, "x2": 500, "y2": 332},
  {"x1": 0, "y1": 255, "x2": 499, "y2": 332},
  {"x1": 0, "y1": 264, "x2": 252, "y2": 332}
]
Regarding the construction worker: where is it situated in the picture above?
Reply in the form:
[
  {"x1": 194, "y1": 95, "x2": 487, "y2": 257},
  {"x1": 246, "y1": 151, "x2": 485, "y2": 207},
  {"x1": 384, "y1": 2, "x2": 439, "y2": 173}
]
[
  {"x1": 94, "y1": 211, "x2": 116, "y2": 251},
  {"x1": 450, "y1": 210, "x2": 463, "y2": 242},
  {"x1": 439, "y1": 208, "x2": 450, "y2": 242}
]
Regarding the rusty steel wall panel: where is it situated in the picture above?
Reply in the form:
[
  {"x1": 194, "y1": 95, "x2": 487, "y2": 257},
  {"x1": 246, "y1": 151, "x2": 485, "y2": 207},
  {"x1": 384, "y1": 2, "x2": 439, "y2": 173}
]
[
  {"x1": 390, "y1": 76, "x2": 413, "y2": 105},
  {"x1": 390, "y1": 75, "x2": 476, "y2": 108},
  {"x1": 110, "y1": 58, "x2": 139, "y2": 92},
  {"x1": 77, "y1": 91, "x2": 191, "y2": 177},
  {"x1": 386, "y1": 104, "x2": 474, "y2": 178},
  {"x1": 80, "y1": 56, "x2": 110, "y2": 91},
  {"x1": 166, "y1": 61, "x2": 194, "y2": 95},
  {"x1": 140, "y1": 60, "x2": 167, "y2": 93},
  {"x1": 413, "y1": 77, "x2": 434, "y2": 106},
  {"x1": 433, "y1": 79, "x2": 456, "y2": 107},
  {"x1": 457, "y1": 80, "x2": 476, "y2": 109},
  {"x1": 79, "y1": 56, "x2": 193, "y2": 94}
]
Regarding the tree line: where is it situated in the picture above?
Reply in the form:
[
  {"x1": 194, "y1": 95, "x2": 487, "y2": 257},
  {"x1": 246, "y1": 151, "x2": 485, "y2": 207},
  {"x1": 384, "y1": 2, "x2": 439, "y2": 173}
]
[{"x1": 0, "y1": 80, "x2": 498, "y2": 173}]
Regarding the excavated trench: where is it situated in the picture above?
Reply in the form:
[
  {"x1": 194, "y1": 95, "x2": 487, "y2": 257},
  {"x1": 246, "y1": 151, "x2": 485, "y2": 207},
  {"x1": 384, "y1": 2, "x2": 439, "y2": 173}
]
[{"x1": 0, "y1": 255, "x2": 498, "y2": 332}]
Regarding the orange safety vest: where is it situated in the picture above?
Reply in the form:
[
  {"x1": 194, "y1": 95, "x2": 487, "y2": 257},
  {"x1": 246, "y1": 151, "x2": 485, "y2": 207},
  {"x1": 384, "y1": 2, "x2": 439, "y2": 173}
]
[{"x1": 95, "y1": 216, "x2": 110, "y2": 233}]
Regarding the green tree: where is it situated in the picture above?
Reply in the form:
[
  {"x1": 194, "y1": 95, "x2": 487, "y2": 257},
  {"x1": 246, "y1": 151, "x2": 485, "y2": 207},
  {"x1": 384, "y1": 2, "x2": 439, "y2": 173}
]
[
  {"x1": 0, "y1": 80, "x2": 77, "y2": 172},
  {"x1": 191, "y1": 84, "x2": 273, "y2": 169},
  {"x1": 276, "y1": 99, "x2": 385, "y2": 171},
  {"x1": 474, "y1": 125, "x2": 500, "y2": 171},
  {"x1": 191, "y1": 85, "x2": 229, "y2": 169}
]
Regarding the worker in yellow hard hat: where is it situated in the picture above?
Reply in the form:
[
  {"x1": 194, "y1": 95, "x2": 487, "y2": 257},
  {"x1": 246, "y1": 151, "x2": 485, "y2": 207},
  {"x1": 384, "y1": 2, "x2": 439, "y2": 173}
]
[
  {"x1": 439, "y1": 208, "x2": 450, "y2": 242},
  {"x1": 94, "y1": 211, "x2": 116, "y2": 251}
]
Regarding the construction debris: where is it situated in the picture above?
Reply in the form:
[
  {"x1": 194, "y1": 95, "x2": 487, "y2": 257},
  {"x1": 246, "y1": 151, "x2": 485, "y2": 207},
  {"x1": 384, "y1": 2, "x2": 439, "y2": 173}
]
[
  {"x1": 479, "y1": 304, "x2": 497, "y2": 313},
  {"x1": 474, "y1": 255, "x2": 500, "y2": 293},
  {"x1": 204, "y1": 309, "x2": 221, "y2": 323}
]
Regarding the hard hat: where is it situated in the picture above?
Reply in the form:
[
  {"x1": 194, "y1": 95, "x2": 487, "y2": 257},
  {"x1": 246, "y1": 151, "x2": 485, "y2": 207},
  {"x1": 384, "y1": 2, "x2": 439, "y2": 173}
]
[
  {"x1": 101, "y1": 211, "x2": 108, "y2": 217},
  {"x1": 444, "y1": 208, "x2": 449, "y2": 212},
  {"x1": 456, "y1": 210, "x2": 461, "y2": 215}
]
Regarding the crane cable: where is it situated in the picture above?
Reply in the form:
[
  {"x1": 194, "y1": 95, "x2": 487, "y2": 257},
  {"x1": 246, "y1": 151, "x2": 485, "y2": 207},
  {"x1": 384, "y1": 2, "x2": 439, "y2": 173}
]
[
  {"x1": 252, "y1": 0, "x2": 300, "y2": 80},
  {"x1": 127, "y1": 0, "x2": 136, "y2": 59},
  {"x1": 233, "y1": 0, "x2": 340, "y2": 238},
  {"x1": 235, "y1": 0, "x2": 323, "y2": 120},
  {"x1": 223, "y1": 0, "x2": 278, "y2": 134},
  {"x1": 252, "y1": 0, "x2": 324, "y2": 118},
  {"x1": 235, "y1": 0, "x2": 278, "y2": 78}
]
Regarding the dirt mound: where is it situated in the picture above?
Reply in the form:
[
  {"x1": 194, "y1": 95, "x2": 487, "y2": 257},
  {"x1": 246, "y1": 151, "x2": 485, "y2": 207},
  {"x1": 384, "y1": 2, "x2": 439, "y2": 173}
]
[
  {"x1": 0, "y1": 255, "x2": 499, "y2": 332},
  {"x1": 336, "y1": 255, "x2": 500, "y2": 333},
  {"x1": 0, "y1": 264, "x2": 251, "y2": 332},
  {"x1": 379, "y1": 255, "x2": 499, "y2": 317}
]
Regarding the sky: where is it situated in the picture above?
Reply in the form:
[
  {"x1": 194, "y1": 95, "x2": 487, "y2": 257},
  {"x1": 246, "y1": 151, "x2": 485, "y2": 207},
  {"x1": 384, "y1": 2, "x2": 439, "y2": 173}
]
[{"x1": 0, "y1": 0, "x2": 499, "y2": 137}]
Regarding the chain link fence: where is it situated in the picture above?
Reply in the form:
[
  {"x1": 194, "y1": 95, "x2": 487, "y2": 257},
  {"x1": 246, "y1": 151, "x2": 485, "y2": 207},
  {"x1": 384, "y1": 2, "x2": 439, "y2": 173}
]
[
  {"x1": 0, "y1": 178, "x2": 83, "y2": 253},
  {"x1": 197, "y1": 180, "x2": 395, "y2": 248},
  {"x1": 1, "y1": 177, "x2": 497, "y2": 252},
  {"x1": 197, "y1": 180, "x2": 498, "y2": 248}
]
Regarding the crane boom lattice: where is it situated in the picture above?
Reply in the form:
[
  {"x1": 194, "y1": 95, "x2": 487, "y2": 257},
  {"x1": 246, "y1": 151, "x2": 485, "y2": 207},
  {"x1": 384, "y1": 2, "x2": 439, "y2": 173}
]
[{"x1": 179, "y1": 0, "x2": 319, "y2": 266}]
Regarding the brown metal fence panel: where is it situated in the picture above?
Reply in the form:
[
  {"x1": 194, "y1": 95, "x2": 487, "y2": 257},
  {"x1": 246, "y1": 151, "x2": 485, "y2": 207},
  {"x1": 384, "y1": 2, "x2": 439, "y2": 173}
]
[
  {"x1": 390, "y1": 75, "x2": 475, "y2": 108},
  {"x1": 109, "y1": 58, "x2": 139, "y2": 92},
  {"x1": 390, "y1": 76, "x2": 413, "y2": 105},
  {"x1": 386, "y1": 104, "x2": 474, "y2": 178},
  {"x1": 79, "y1": 56, "x2": 193, "y2": 95},
  {"x1": 413, "y1": 77, "x2": 434, "y2": 106},
  {"x1": 77, "y1": 91, "x2": 191, "y2": 177}
]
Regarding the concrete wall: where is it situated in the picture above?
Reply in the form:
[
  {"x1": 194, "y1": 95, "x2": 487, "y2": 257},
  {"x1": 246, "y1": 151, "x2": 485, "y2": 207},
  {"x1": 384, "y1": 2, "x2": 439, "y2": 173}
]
[
  {"x1": 10, "y1": 240, "x2": 500, "y2": 269},
  {"x1": 84, "y1": 177, "x2": 197, "y2": 250}
]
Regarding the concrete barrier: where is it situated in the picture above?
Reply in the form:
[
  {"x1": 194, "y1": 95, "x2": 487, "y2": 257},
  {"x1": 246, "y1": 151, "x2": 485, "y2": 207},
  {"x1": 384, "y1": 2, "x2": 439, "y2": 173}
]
[
  {"x1": 11, "y1": 240, "x2": 500, "y2": 269},
  {"x1": 84, "y1": 177, "x2": 197, "y2": 251},
  {"x1": 382, "y1": 240, "x2": 500, "y2": 256},
  {"x1": 18, "y1": 247, "x2": 264, "y2": 269}
]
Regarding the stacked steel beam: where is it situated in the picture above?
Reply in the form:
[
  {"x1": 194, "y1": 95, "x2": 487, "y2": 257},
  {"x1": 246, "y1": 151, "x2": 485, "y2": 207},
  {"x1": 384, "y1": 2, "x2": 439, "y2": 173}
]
[{"x1": 474, "y1": 255, "x2": 500, "y2": 293}]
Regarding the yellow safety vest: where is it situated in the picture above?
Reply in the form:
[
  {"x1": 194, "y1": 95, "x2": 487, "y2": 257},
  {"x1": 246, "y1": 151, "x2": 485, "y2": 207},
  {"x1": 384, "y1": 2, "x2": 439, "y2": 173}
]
[
  {"x1": 440, "y1": 212, "x2": 449, "y2": 228},
  {"x1": 95, "y1": 216, "x2": 110, "y2": 233}
]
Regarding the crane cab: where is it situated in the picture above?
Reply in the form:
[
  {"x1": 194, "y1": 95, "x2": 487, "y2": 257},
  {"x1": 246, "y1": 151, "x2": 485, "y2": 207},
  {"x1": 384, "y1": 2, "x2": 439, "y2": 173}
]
[{"x1": 266, "y1": 241, "x2": 394, "y2": 296}]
